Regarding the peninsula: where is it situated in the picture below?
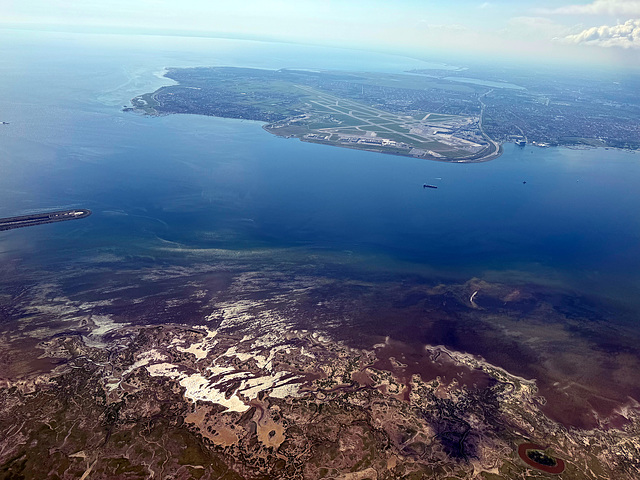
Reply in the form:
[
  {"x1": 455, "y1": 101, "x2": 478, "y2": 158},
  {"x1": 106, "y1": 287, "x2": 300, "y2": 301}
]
[
  {"x1": 129, "y1": 67, "x2": 501, "y2": 162},
  {"x1": 0, "y1": 209, "x2": 91, "y2": 231}
]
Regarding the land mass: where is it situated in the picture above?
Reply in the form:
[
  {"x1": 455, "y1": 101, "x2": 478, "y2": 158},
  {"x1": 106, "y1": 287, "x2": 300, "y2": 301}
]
[
  {"x1": 129, "y1": 67, "x2": 502, "y2": 162},
  {"x1": 407, "y1": 66, "x2": 640, "y2": 150},
  {"x1": 129, "y1": 65, "x2": 640, "y2": 159},
  {"x1": 0, "y1": 209, "x2": 91, "y2": 232},
  {"x1": 1, "y1": 252, "x2": 639, "y2": 479}
]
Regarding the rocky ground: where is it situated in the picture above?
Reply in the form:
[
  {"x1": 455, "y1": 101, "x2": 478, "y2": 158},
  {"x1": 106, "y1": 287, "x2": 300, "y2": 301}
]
[{"x1": 1, "y1": 256, "x2": 639, "y2": 479}]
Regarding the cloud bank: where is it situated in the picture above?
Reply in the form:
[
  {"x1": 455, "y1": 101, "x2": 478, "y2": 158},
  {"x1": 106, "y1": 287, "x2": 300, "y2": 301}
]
[
  {"x1": 542, "y1": 0, "x2": 640, "y2": 16},
  {"x1": 564, "y1": 18, "x2": 640, "y2": 48}
]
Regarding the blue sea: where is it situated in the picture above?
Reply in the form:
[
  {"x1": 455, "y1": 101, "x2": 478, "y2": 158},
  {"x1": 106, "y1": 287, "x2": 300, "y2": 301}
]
[{"x1": 0, "y1": 28, "x2": 639, "y2": 316}]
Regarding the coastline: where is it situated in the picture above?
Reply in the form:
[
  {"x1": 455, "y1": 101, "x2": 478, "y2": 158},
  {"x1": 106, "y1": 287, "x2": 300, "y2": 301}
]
[{"x1": 0, "y1": 209, "x2": 91, "y2": 232}]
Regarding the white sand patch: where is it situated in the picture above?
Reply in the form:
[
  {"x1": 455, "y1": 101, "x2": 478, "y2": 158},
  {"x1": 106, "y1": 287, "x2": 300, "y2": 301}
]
[
  {"x1": 208, "y1": 297, "x2": 292, "y2": 333},
  {"x1": 78, "y1": 300, "x2": 114, "y2": 308},
  {"x1": 219, "y1": 343, "x2": 288, "y2": 371},
  {"x1": 146, "y1": 342, "x2": 305, "y2": 411},
  {"x1": 270, "y1": 381, "x2": 305, "y2": 399},
  {"x1": 207, "y1": 365, "x2": 236, "y2": 376},
  {"x1": 176, "y1": 328, "x2": 218, "y2": 359},
  {"x1": 214, "y1": 300, "x2": 258, "y2": 329},
  {"x1": 134, "y1": 349, "x2": 166, "y2": 366},
  {"x1": 83, "y1": 315, "x2": 128, "y2": 347},
  {"x1": 179, "y1": 373, "x2": 249, "y2": 412},
  {"x1": 221, "y1": 345, "x2": 258, "y2": 363},
  {"x1": 29, "y1": 302, "x2": 78, "y2": 316},
  {"x1": 143, "y1": 326, "x2": 316, "y2": 411},
  {"x1": 311, "y1": 332, "x2": 333, "y2": 345},
  {"x1": 107, "y1": 349, "x2": 167, "y2": 391},
  {"x1": 212, "y1": 371, "x2": 253, "y2": 382},
  {"x1": 146, "y1": 363, "x2": 250, "y2": 413},
  {"x1": 238, "y1": 371, "x2": 303, "y2": 400},
  {"x1": 261, "y1": 345, "x2": 287, "y2": 370},
  {"x1": 88, "y1": 315, "x2": 120, "y2": 336},
  {"x1": 299, "y1": 346, "x2": 315, "y2": 359},
  {"x1": 251, "y1": 333, "x2": 282, "y2": 349},
  {"x1": 220, "y1": 345, "x2": 273, "y2": 369},
  {"x1": 146, "y1": 362, "x2": 178, "y2": 376}
]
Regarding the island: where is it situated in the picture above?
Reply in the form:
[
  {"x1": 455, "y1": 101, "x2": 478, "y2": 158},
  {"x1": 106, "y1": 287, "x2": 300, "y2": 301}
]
[
  {"x1": 128, "y1": 67, "x2": 502, "y2": 162},
  {"x1": 0, "y1": 209, "x2": 91, "y2": 231}
]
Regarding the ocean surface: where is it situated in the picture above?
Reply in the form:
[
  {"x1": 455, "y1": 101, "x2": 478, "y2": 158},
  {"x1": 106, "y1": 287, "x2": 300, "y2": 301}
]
[{"x1": 0, "y1": 28, "x2": 639, "y2": 316}]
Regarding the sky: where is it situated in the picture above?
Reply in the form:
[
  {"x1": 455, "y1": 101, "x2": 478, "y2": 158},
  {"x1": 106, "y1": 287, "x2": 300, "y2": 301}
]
[{"x1": 1, "y1": 0, "x2": 639, "y2": 66}]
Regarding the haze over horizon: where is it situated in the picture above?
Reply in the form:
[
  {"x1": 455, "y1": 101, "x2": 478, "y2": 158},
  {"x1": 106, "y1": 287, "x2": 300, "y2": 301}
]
[{"x1": 2, "y1": 0, "x2": 640, "y2": 68}]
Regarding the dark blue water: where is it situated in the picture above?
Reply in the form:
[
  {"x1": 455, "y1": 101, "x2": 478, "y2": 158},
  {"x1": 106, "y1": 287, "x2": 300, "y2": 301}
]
[{"x1": 1, "y1": 29, "x2": 639, "y2": 310}]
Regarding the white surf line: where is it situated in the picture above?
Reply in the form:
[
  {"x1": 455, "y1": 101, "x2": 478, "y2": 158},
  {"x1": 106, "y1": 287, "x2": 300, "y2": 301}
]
[{"x1": 470, "y1": 290, "x2": 479, "y2": 308}]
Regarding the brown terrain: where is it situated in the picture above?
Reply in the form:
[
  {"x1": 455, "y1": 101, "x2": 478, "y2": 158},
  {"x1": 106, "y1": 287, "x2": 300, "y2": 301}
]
[{"x1": 0, "y1": 254, "x2": 639, "y2": 479}]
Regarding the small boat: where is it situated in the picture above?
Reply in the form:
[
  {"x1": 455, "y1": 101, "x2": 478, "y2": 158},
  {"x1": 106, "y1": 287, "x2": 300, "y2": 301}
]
[{"x1": 423, "y1": 184, "x2": 438, "y2": 189}]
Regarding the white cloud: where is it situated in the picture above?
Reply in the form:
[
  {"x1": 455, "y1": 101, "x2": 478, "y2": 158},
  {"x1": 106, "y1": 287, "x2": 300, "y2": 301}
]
[
  {"x1": 500, "y1": 16, "x2": 589, "y2": 49},
  {"x1": 414, "y1": 21, "x2": 468, "y2": 32},
  {"x1": 505, "y1": 16, "x2": 576, "y2": 38},
  {"x1": 564, "y1": 19, "x2": 640, "y2": 48},
  {"x1": 540, "y1": 0, "x2": 640, "y2": 16}
]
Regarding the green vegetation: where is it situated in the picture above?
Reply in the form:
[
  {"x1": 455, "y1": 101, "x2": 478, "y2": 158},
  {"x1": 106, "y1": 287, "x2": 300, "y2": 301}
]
[{"x1": 131, "y1": 67, "x2": 501, "y2": 162}]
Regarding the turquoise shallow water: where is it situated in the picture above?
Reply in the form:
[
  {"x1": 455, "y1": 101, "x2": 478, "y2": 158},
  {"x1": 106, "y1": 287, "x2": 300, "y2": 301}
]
[{"x1": 0, "y1": 29, "x2": 639, "y2": 312}]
